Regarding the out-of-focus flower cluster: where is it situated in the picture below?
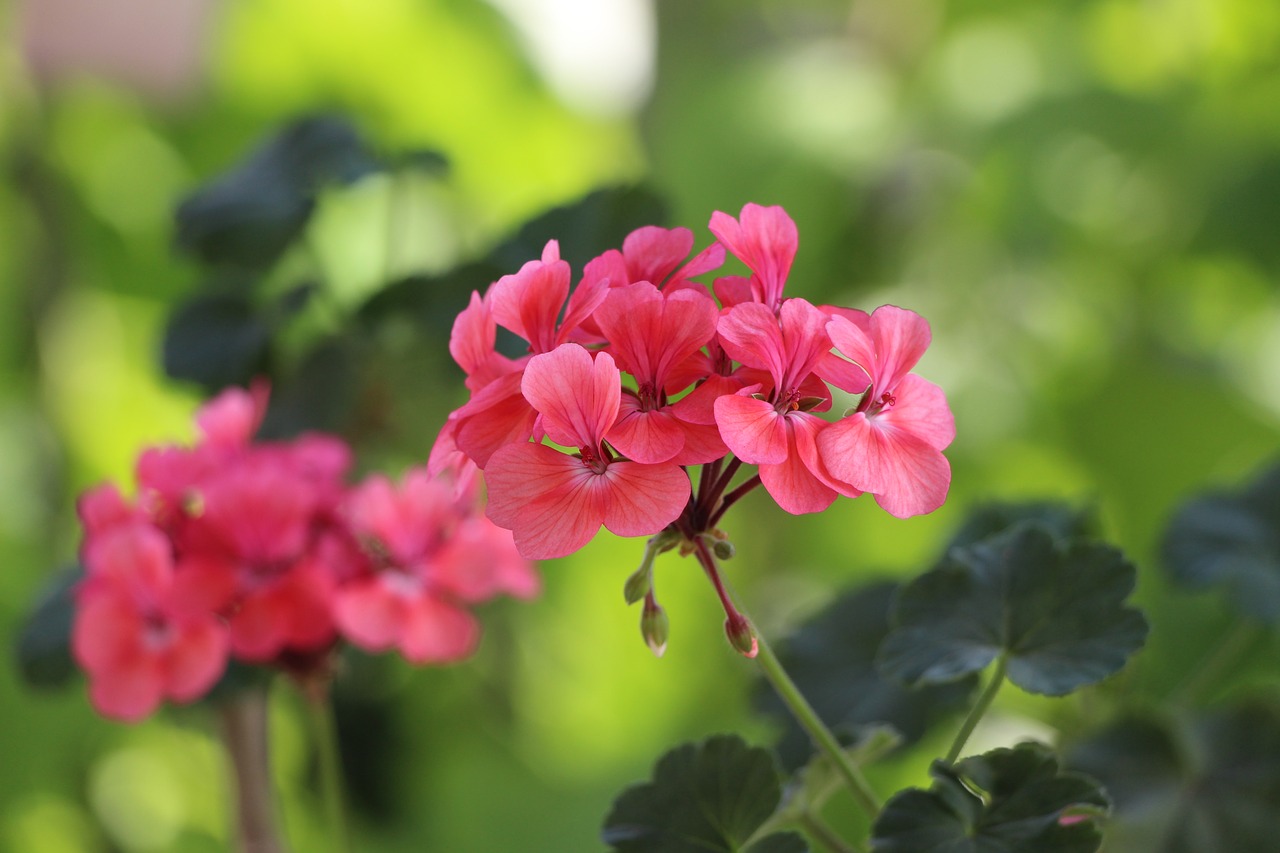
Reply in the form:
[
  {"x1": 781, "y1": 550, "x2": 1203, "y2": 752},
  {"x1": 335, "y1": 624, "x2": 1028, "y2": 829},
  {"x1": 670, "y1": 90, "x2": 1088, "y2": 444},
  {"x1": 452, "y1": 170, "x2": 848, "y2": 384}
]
[
  {"x1": 432, "y1": 203, "x2": 955, "y2": 561},
  {"x1": 74, "y1": 383, "x2": 538, "y2": 721}
]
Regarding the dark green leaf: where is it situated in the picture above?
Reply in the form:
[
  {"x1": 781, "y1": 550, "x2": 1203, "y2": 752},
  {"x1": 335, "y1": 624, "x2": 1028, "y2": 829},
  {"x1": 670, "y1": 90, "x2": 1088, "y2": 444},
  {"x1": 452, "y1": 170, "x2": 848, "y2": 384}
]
[
  {"x1": 602, "y1": 734, "x2": 806, "y2": 853},
  {"x1": 945, "y1": 501, "x2": 1097, "y2": 553},
  {"x1": 757, "y1": 581, "x2": 977, "y2": 770},
  {"x1": 1066, "y1": 703, "x2": 1280, "y2": 853},
  {"x1": 879, "y1": 526, "x2": 1148, "y2": 695},
  {"x1": 872, "y1": 742, "x2": 1109, "y2": 853},
  {"x1": 1162, "y1": 462, "x2": 1280, "y2": 622},
  {"x1": 490, "y1": 185, "x2": 668, "y2": 272},
  {"x1": 16, "y1": 566, "x2": 83, "y2": 689},
  {"x1": 175, "y1": 115, "x2": 378, "y2": 269},
  {"x1": 258, "y1": 336, "x2": 363, "y2": 438},
  {"x1": 162, "y1": 292, "x2": 271, "y2": 391}
]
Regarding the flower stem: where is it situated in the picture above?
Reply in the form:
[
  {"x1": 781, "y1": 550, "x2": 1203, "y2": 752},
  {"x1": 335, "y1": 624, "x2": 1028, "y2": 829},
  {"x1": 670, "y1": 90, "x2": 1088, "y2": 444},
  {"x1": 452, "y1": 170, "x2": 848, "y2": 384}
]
[
  {"x1": 944, "y1": 655, "x2": 1007, "y2": 765},
  {"x1": 754, "y1": 631, "x2": 883, "y2": 819},
  {"x1": 304, "y1": 687, "x2": 353, "y2": 853},
  {"x1": 218, "y1": 690, "x2": 285, "y2": 853},
  {"x1": 799, "y1": 812, "x2": 864, "y2": 853}
]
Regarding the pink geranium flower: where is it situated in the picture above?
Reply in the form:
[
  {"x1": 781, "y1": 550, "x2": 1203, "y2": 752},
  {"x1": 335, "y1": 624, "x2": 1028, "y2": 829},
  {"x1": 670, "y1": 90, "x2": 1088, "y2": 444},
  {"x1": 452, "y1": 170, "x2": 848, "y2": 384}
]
[
  {"x1": 335, "y1": 468, "x2": 538, "y2": 664},
  {"x1": 73, "y1": 508, "x2": 229, "y2": 722},
  {"x1": 714, "y1": 298, "x2": 859, "y2": 514},
  {"x1": 484, "y1": 343, "x2": 691, "y2": 559},
  {"x1": 817, "y1": 305, "x2": 954, "y2": 518},
  {"x1": 594, "y1": 281, "x2": 723, "y2": 464}
]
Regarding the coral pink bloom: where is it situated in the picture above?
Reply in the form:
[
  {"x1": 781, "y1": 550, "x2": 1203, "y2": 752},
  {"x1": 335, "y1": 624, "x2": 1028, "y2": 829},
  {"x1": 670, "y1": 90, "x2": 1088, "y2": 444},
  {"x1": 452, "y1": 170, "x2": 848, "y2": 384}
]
[
  {"x1": 335, "y1": 468, "x2": 537, "y2": 663},
  {"x1": 485, "y1": 344, "x2": 690, "y2": 559},
  {"x1": 192, "y1": 461, "x2": 341, "y2": 660},
  {"x1": 595, "y1": 282, "x2": 722, "y2": 464},
  {"x1": 708, "y1": 203, "x2": 799, "y2": 312},
  {"x1": 817, "y1": 305, "x2": 954, "y2": 518},
  {"x1": 451, "y1": 241, "x2": 610, "y2": 467},
  {"x1": 714, "y1": 298, "x2": 860, "y2": 514},
  {"x1": 73, "y1": 522, "x2": 228, "y2": 722}
]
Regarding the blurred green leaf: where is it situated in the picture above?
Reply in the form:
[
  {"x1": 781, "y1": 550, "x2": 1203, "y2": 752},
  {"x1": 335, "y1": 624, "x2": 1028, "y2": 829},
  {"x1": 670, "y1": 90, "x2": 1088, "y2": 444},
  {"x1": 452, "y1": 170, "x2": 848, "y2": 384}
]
[
  {"x1": 945, "y1": 501, "x2": 1097, "y2": 553},
  {"x1": 1162, "y1": 462, "x2": 1280, "y2": 622},
  {"x1": 872, "y1": 742, "x2": 1109, "y2": 853},
  {"x1": 1066, "y1": 703, "x2": 1280, "y2": 853},
  {"x1": 757, "y1": 581, "x2": 977, "y2": 770},
  {"x1": 259, "y1": 335, "x2": 363, "y2": 438},
  {"x1": 878, "y1": 526, "x2": 1148, "y2": 695},
  {"x1": 175, "y1": 116, "x2": 379, "y2": 269},
  {"x1": 162, "y1": 291, "x2": 271, "y2": 391},
  {"x1": 16, "y1": 565, "x2": 83, "y2": 690},
  {"x1": 602, "y1": 734, "x2": 807, "y2": 853},
  {"x1": 491, "y1": 185, "x2": 668, "y2": 272}
]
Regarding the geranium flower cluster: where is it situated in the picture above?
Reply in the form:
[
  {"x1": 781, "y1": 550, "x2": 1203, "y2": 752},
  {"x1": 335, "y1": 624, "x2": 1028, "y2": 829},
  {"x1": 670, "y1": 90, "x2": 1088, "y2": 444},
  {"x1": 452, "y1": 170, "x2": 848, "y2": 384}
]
[
  {"x1": 432, "y1": 204, "x2": 954, "y2": 565},
  {"x1": 73, "y1": 384, "x2": 538, "y2": 721}
]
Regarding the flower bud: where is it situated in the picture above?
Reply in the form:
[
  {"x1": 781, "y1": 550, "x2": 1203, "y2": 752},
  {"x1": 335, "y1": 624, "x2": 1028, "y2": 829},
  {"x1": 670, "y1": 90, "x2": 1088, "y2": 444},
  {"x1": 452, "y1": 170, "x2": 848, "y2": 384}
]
[
  {"x1": 641, "y1": 601, "x2": 670, "y2": 658},
  {"x1": 623, "y1": 565, "x2": 651, "y2": 605},
  {"x1": 724, "y1": 613, "x2": 758, "y2": 658}
]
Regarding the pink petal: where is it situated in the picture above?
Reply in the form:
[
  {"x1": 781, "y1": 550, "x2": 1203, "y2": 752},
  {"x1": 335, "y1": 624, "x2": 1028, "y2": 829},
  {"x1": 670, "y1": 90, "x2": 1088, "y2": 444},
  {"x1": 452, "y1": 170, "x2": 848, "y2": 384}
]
[
  {"x1": 881, "y1": 374, "x2": 955, "y2": 450},
  {"x1": 597, "y1": 460, "x2": 691, "y2": 537},
  {"x1": 606, "y1": 401, "x2": 686, "y2": 464},
  {"x1": 484, "y1": 442, "x2": 608, "y2": 559},
  {"x1": 88, "y1": 655, "x2": 164, "y2": 722},
  {"x1": 521, "y1": 344, "x2": 620, "y2": 450},
  {"x1": 868, "y1": 305, "x2": 932, "y2": 392},
  {"x1": 487, "y1": 249, "x2": 571, "y2": 353},
  {"x1": 714, "y1": 393, "x2": 789, "y2": 465},
  {"x1": 453, "y1": 372, "x2": 538, "y2": 468},
  {"x1": 334, "y1": 577, "x2": 404, "y2": 651},
  {"x1": 817, "y1": 413, "x2": 951, "y2": 518},
  {"x1": 195, "y1": 382, "x2": 268, "y2": 448},
  {"x1": 164, "y1": 618, "x2": 228, "y2": 702},
  {"x1": 669, "y1": 420, "x2": 729, "y2": 466},
  {"x1": 709, "y1": 204, "x2": 797, "y2": 309},
  {"x1": 622, "y1": 225, "x2": 693, "y2": 285},
  {"x1": 73, "y1": 587, "x2": 145, "y2": 673},
  {"x1": 400, "y1": 597, "x2": 479, "y2": 664},
  {"x1": 758, "y1": 414, "x2": 838, "y2": 515}
]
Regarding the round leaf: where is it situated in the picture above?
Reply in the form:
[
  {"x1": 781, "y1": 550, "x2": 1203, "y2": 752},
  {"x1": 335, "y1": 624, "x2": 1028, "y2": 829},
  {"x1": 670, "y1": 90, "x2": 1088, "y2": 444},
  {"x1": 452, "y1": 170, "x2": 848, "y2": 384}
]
[
  {"x1": 1066, "y1": 703, "x2": 1280, "y2": 853},
  {"x1": 872, "y1": 742, "x2": 1109, "y2": 853},
  {"x1": 16, "y1": 566, "x2": 83, "y2": 689},
  {"x1": 602, "y1": 734, "x2": 807, "y2": 853},
  {"x1": 878, "y1": 526, "x2": 1149, "y2": 695},
  {"x1": 1162, "y1": 462, "x2": 1280, "y2": 622}
]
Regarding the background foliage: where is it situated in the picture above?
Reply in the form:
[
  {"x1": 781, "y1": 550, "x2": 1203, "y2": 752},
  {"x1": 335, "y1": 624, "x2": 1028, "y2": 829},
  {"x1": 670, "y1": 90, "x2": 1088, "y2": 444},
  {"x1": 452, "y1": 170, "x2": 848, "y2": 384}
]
[{"x1": 3, "y1": 0, "x2": 1280, "y2": 850}]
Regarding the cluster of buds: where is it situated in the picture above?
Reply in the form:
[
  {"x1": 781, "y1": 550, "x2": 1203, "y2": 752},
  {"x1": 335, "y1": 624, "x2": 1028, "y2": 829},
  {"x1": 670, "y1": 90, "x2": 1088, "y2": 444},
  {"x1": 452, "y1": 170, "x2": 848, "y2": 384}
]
[
  {"x1": 431, "y1": 203, "x2": 953, "y2": 651},
  {"x1": 73, "y1": 384, "x2": 538, "y2": 721}
]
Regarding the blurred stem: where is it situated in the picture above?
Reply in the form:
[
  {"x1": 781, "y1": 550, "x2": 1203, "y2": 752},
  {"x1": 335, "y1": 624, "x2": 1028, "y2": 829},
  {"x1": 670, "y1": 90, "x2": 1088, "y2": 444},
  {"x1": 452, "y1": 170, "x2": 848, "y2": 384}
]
[
  {"x1": 944, "y1": 655, "x2": 1006, "y2": 765},
  {"x1": 304, "y1": 685, "x2": 353, "y2": 853},
  {"x1": 1172, "y1": 621, "x2": 1261, "y2": 706},
  {"x1": 799, "y1": 812, "x2": 863, "y2": 853},
  {"x1": 753, "y1": 629, "x2": 882, "y2": 819},
  {"x1": 219, "y1": 690, "x2": 286, "y2": 853}
]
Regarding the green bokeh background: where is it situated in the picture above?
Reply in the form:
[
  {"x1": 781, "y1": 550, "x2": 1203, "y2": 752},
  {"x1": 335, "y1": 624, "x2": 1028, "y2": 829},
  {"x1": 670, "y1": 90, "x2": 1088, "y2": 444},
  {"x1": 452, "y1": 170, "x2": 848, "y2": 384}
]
[{"x1": 3, "y1": 0, "x2": 1279, "y2": 850}]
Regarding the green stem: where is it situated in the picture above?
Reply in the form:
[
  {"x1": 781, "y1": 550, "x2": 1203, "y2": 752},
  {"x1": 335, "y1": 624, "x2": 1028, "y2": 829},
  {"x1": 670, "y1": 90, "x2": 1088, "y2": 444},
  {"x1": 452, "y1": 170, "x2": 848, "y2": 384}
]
[
  {"x1": 1172, "y1": 620, "x2": 1260, "y2": 705},
  {"x1": 944, "y1": 655, "x2": 1007, "y2": 765},
  {"x1": 218, "y1": 690, "x2": 286, "y2": 853},
  {"x1": 754, "y1": 631, "x2": 883, "y2": 819},
  {"x1": 305, "y1": 688, "x2": 353, "y2": 853},
  {"x1": 798, "y1": 812, "x2": 864, "y2": 853}
]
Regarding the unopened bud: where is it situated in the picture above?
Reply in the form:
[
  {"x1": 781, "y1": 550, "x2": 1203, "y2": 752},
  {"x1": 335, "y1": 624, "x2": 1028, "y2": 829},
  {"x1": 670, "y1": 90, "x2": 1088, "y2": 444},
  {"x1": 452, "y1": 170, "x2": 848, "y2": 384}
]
[
  {"x1": 642, "y1": 602, "x2": 670, "y2": 658},
  {"x1": 623, "y1": 566, "x2": 651, "y2": 605},
  {"x1": 724, "y1": 613, "x2": 758, "y2": 658}
]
